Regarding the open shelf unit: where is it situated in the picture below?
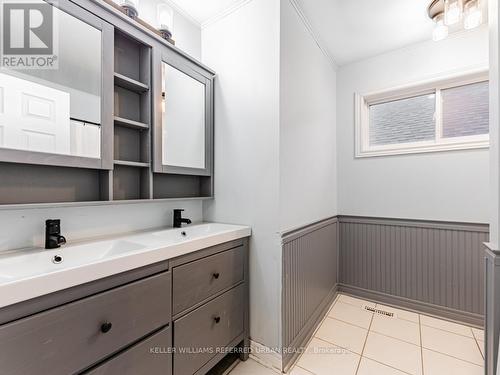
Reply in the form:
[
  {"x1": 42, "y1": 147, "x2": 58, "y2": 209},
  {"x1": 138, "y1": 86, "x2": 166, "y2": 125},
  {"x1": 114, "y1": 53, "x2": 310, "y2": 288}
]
[{"x1": 112, "y1": 30, "x2": 152, "y2": 201}]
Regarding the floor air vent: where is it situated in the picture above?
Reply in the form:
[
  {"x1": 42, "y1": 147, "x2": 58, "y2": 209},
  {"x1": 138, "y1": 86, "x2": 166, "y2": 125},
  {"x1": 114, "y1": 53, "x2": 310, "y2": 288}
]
[{"x1": 363, "y1": 305, "x2": 394, "y2": 317}]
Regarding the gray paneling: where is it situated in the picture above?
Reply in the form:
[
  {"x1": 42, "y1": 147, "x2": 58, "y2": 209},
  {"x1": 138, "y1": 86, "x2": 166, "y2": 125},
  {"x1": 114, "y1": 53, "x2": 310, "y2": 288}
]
[
  {"x1": 281, "y1": 217, "x2": 339, "y2": 371},
  {"x1": 339, "y1": 217, "x2": 488, "y2": 317}
]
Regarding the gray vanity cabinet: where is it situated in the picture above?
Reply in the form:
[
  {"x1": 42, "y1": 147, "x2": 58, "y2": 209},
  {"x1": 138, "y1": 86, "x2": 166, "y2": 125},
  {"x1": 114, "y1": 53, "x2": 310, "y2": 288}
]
[
  {"x1": 0, "y1": 271, "x2": 171, "y2": 375},
  {"x1": 86, "y1": 326, "x2": 172, "y2": 375},
  {"x1": 0, "y1": 238, "x2": 249, "y2": 375}
]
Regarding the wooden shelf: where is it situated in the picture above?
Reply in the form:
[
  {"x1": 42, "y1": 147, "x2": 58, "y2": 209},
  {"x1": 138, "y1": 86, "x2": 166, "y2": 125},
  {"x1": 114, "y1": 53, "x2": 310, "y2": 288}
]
[
  {"x1": 114, "y1": 72, "x2": 149, "y2": 93},
  {"x1": 114, "y1": 160, "x2": 150, "y2": 168},
  {"x1": 114, "y1": 116, "x2": 149, "y2": 130}
]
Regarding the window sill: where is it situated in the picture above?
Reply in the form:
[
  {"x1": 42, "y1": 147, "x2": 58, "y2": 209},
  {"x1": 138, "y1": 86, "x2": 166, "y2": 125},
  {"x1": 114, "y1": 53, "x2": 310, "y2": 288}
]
[{"x1": 355, "y1": 140, "x2": 489, "y2": 158}]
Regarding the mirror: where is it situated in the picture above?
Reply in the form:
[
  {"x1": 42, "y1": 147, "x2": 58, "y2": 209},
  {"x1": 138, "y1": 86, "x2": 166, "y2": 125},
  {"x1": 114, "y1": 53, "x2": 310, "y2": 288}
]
[
  {"x1": 0, "y1": 1, "x2": 102, "y2": 159},
  {"x1": 161, "y1": 62, "x2": 206, "y2": 169}
]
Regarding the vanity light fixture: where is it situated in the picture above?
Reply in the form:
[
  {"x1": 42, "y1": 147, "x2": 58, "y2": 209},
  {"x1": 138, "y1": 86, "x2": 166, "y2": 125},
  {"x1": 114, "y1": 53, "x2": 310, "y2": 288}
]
[
  {"x1": 428, "y1": 0, "x2": 483, "y2": 41},
  {"x1": 119, "y1": 0, "x2": 139, "y2": 18},
  {"x1": 157, "y1": 3, "x2": 174, "y2": 42}
]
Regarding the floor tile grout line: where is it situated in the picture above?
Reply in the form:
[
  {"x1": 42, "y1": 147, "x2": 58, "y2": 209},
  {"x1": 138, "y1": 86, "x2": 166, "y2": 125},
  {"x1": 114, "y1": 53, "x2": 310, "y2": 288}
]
[
  {"x1": 473, "y1": 335, "x2": 485, "y2": 360},
  {"x1": 422, "y1": 346, "x2": 485, "y2": 367},
  {"x1": 325, "y1": 300, "x2": 482, "y2": 361},
  {"x1": 354, "y1": 308, "x2": 374, "y2": 375},
  {"x1": 313, "y1": 336, "x2": 362, "y2": 357},
  {"x1": 294, "y1": 364, "x2": 315, "y2": 375},
  {"x1": 470, "y1": 327, "x2": 485, "y2": 360},
  {"x1": 287, "y1": 295, "x2": 340, "y2": 375},
  {"x1": 419, "y1": 314, "x2": 424, "y2": 375},
  {"x1": 325, "y1": 315, "x2": 371, "y2": 331},
  {"x1": 361, "y1": 357, "x2": 418, "y2": 375},
  {"x1": 419, "y1": 318, "x2": 477, "y2": 338}
]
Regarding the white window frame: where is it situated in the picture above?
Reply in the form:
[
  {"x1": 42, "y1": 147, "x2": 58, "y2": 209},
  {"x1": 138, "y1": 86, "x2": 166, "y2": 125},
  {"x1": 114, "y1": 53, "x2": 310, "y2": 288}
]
[{"x1": 355, "y1": 68, "x2": 490, "y2": 158}]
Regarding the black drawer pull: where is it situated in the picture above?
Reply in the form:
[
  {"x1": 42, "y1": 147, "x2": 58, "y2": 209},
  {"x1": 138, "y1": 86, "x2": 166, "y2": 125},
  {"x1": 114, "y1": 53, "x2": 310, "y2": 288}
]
[
  {"x1": 212, "y1": 272, "x2": 220, "y2": 279},
  {"x1": 100, "y1": 322, "x2": 113, "y2": 333},
  {"x1": 214, "y1": 316, "x2": 221, "y2": 324}
]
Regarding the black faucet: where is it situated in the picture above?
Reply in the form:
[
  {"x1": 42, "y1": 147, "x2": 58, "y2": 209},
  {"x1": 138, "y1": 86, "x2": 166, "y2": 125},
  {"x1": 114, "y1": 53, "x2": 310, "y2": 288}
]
[
  {"x1": 45, "y1": 219, "x2": 67, "y2": 249},
  {"x1": 173, "y1": 209, "x2": 192, "y2": 228}
]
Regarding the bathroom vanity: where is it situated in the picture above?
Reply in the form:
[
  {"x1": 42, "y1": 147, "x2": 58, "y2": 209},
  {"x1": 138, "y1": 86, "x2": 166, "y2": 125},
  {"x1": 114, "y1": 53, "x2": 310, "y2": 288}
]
[{"x1": 0, "y1": 223, "x2": 250, "y2": 374}]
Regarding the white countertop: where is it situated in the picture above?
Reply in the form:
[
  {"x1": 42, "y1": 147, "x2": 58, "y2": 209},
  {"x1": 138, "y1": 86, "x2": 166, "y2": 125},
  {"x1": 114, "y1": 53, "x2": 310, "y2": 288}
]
[{"x1": 0, "y1": 223, "x2": 251, "y2": 309}]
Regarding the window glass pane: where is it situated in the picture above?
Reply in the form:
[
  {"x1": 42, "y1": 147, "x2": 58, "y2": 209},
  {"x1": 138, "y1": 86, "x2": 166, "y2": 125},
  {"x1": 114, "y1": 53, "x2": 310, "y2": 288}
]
[
  {"x1": 442, "y1": 81, "x2": 489, "y2": 138},
  {"x1": 369, "y1": 94, "x2": 436, "y2": 146}
]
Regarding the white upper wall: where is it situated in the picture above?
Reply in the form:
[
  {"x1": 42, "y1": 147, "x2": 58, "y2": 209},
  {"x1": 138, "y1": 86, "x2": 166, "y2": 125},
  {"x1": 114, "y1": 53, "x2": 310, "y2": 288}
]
[
  {"x1": 201, "y1": 0, "x2": 282, "y2": 349},
  {"x1": 337, "y1": 27, "x2": 490, "y2": 223},
  {"x1": 140, "y1": 0, "x2": 202, "y2": 59},
  {"x1": 279, "y1": 0, "x2": 337, "y2": 231}
]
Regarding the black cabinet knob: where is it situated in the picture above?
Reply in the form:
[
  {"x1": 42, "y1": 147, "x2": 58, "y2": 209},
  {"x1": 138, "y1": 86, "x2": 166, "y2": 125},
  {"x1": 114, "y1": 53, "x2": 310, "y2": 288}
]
[
  {"x1": 100, "y1": 322, "x2": 113, "y2": 333},
  {"x1": 214, "y1": 316, "x2": 221, "y2": 324},
  {"x1": 213, "y1": 272, "x2": 220, "y2": 279}
]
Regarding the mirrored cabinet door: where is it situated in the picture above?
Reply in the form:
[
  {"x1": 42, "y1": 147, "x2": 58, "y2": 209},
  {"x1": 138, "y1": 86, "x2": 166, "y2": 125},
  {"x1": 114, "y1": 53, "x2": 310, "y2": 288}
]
[
  {"x1": 0, "y1": 0, "x2": 113, "y2": 169},
  {"x1": 154, "y1": 49, "x2": 213, "y2": 176}
]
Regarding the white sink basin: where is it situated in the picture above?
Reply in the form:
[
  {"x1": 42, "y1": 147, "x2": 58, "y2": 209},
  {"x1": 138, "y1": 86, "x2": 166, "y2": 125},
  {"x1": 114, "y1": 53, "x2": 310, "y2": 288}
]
[
  {"x1": 0, "y1": 223, "x2": 251, "y2": 308},
  {"x1": 0, "y1": 239, "x2": 146, "y2": 282}
]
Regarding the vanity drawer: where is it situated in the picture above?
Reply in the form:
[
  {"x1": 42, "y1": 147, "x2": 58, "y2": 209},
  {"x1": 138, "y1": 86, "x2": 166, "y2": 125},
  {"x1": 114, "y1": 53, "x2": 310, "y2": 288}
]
[
  {"x1": 174, "y1": 284, "x2": 245, "y2": 375},
  {"x1": 0, "y1": 271, "x2": 171, "y2": 375},
  {"x1": 172, "y1": 246, "x2": 244, "y2": 315},
  {"x1": 85, "y1": 326, "x2": 172, "y2": 375}
]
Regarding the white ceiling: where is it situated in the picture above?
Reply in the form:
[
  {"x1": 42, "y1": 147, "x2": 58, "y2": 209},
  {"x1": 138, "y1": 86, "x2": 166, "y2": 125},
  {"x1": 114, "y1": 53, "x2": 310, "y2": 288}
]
[
  {"x1": 295, "y1": 0, "x2": 437, "y2": 67},
  {"x1": 168, "y1": 0, "x2": 487, "y2": 66},
  {"x1": 168, "y1": 0, "x2": 246, "y2": 25}
]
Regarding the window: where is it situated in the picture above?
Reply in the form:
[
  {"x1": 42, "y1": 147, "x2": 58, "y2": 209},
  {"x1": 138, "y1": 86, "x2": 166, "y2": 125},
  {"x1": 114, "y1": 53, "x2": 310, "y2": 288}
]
[{"x1": 355, "y1": 70, "x2": 489, "y2": 157}]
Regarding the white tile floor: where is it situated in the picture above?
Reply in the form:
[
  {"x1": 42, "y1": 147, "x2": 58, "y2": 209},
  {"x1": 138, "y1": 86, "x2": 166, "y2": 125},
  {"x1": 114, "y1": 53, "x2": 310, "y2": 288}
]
[{"x1": 229, "y1": 294, "x2": 485, "y2": 375}]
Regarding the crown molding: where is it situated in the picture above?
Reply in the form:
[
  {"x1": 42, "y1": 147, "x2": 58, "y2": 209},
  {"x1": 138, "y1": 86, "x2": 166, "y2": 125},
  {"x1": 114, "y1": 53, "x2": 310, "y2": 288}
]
[
  {"x1": 201, "y1": 0, "x2": 254, "y2": 29},
  {"x1": 288, "y1": 0, "x2": 338, "y2": 71},
  {"x1": 162, "y1": 0, "x2": 201, "y2": 28}
]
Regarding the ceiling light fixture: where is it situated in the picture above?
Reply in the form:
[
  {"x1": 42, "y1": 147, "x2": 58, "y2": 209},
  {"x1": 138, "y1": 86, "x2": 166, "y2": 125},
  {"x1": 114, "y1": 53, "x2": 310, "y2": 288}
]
[
  {"x1": 444, "y1": 0, "x2": 463, "y2": 25},
  {"x1": 428, "y1": 0, "x2": 483, "y2": 41},
  {"x1": 463, "y1": 0, "x2": 482, "y2": 29},
  {"x1": 432, "y1": 12, "x2": 449, "y2": 41}
]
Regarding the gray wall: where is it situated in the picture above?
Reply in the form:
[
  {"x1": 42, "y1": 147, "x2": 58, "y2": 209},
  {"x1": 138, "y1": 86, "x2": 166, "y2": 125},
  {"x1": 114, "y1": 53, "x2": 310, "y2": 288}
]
[
  {"x1": 279, "y1": 0, "x2": 337, "y2": 231},
  {"x1": 336, "y1": 26, "x2": 489, "y2": 223},
  {"x1": 339, "y1": 216, "x2": 488, "y2": 324},
  {"x1": 281, "y1": 217, "x2": 338, "y2": 370},
  {"x1": 201, "y1": 0, "x2": 282, "y2": 350}
]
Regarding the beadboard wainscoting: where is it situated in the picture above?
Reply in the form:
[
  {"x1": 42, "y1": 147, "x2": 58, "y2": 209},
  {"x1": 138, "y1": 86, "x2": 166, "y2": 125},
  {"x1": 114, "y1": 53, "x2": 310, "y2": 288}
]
[
  {"x1": 281, "y1": 217, "x2": 339, "y2": 371},
  {"x1": 338, "y1": 216, "x2": 489, "y2": 326}
]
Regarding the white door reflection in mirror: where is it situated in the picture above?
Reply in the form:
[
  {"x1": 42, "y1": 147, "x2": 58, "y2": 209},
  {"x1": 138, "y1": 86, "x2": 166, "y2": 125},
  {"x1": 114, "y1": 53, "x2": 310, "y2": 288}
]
[
  {"x1": 0, "y1": 73, "x2": 100, "y2": 158},
  {"x1": 162, "y1": 63, "x2": 205, "y2": 169}
]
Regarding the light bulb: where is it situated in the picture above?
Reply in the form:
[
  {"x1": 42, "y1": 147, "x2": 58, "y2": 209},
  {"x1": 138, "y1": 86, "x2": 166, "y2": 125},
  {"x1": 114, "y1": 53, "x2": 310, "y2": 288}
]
[
  {"x1": 464, "y1": 0, "x2": 482, "y2": 29},
  {"x1": 157, "y1": 3, "x2": 174, "y2": 32},
  {"x1": 444, "y1": 0, "x2": 463, "y2": 25},
  {"x1": 433, "y1": 14, "x2": 449, "y2": 41}
]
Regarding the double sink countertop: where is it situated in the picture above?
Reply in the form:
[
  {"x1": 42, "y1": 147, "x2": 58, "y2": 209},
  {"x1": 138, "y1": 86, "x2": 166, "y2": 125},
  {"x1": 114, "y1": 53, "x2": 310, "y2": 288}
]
[{"x1": 0, "y1": 223, "x2": 251, "y2": 309}]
